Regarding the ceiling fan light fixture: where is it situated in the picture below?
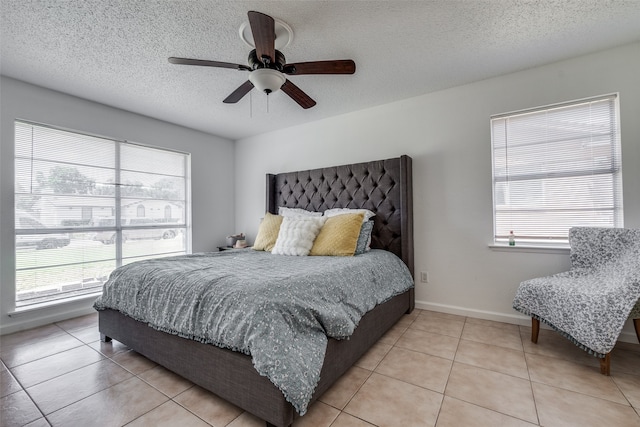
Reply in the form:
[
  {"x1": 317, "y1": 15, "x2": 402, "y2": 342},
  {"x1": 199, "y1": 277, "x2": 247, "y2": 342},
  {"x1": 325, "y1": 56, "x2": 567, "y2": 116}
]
[{"x1": 249, "y1": 68, "x2": 286, "y2": 94}]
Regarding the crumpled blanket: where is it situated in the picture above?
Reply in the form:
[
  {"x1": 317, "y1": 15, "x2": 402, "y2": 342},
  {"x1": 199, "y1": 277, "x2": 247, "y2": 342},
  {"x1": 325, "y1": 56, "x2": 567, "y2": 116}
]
[
  {"x1": 513, "y1": 227, "x2": 640, "y2": 357},
  {"x1": 94, "y1": 249, "x2": 413, "y2": 414}
]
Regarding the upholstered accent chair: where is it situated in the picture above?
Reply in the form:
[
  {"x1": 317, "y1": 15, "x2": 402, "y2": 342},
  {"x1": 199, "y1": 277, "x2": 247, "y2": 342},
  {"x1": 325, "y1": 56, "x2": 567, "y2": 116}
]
[{"x1": 513, "y1": 227, "x2": 640, "y2": 375}]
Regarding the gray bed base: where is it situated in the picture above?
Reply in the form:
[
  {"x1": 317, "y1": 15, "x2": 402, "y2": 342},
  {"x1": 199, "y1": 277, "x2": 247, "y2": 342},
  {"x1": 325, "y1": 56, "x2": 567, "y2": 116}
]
[
  {"x1": 100, "y1": 290, "x2": 410, "y2": 427},
  {"x1": 99, "y1": 155, "x2": 414, "y2": 426}
]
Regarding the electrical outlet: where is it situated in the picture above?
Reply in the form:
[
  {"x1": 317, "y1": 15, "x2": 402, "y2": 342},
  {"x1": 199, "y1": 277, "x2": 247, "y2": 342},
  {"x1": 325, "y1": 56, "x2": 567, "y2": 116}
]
[{"x1": 420, "y1": 271, "x2": 429, "y2": 283}]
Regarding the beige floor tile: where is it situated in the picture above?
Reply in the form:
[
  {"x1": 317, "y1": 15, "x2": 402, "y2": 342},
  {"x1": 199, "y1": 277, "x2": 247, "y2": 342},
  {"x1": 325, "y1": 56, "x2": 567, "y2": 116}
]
[
  {"x1": 294, "y1": 401, "x2": 340, "y2": 427},
  {"x1": 126, "y1": 400, "x2": 210, "y2": 426},
  {"x1": 419, "y1": 310, "x2": 466, "y2": 323},
  {"x1": 409, "y1": 315, "x2": 465, "y2": 338},
  {"x1": 319, "y1": 366, "x2": 370, "y2": 409},
  {"x1": 23, "y1": 418, "x2": 50, "y2": 427},
  {"x1": 455, "y1": 339, "x2": 528, "y2": 379},
  {"x1": 66, "y1": 324, "x2": 101, "y2": 344},
  {"x1": 0, "y1": 390, "x2": 42, "y2": 427},
  {"x1": 612, "y1": 372, "x2": 640, "y2": 409},
  {"x1": 88, "y1": 337, "x2": 130, "y2": 357},
  {"x1": 403, "y1": 309, "x2": 421, "y2": 320},
  {"x1": 375, "y1": 347, "x2": 452, "y2": 393},
  {"x1": 461, "y1": 322, "x2": 523, "y2": 351},
  {"x1": 226, "y1": 411, "x2": 265, "y2": 427},
  {"x1": 520, "y1": 327, "x2": 600, "y2": 368},
  {"x1": 465, "y1": 317, "x2": 520, "y2": 332},
  {"x1": 395, "y1": 327, "x2": 459, "y2": 360},
  {"x1": 26, "y1": 359, "x2": 132, "y2": 414},
  {"x1": 10, "y1": 345, "x2": 104, "y2": 388},
  {"x1": 445, "y1": 362, "x2": 537, "y2": 424},
  {"x1": 354, "y1": 341, "x2": 391, "y2": 370},
  {"x1": 344, "y1": 372, "x2": 443, "y2": 427},
  {"x1": 533, "y1": 381, "x2": 640, "y2": 426},
  {"x1": 138, "y1": 365, "x2": 194, "y2": 397},
  {"x1": 46, "y1": 377, "x2": 168, "y2": 427},
  {"x1": 612, "y1": 347, "x2": 640, "y2": 376},
  {"x1": 526, "y1": 353, "x2": 628, "y2": 404},
  {"x1": 174, "y1": 385, "x2": 243, "y2": 426},
  {"x1": 1, "y1": 333, "x2": 85, "y2": 368},
  {"x1": 111, "y1": 349, "x2": 157, "y2": 374},
  {"x1": 54, "y1": 313, "x2": 98, "y2": 332},
  {"x1": 395, "y1": 315, "x2": 417, "y2": 329},
  {"x1": 0, "y1": 363, "x2": 22, "y2": 398},
  {"x1": 0, "y1": 324, "x2": 66, "y2": 352},
  {"x1": 329, "y1": 412, "x2": 375, "y2": 427},
  {"x1": 436, "y1": 396, "x2": 536, "y2": 427},
  {"x1": 377, "y1": 322, "x2": 407, "y2": 346}
]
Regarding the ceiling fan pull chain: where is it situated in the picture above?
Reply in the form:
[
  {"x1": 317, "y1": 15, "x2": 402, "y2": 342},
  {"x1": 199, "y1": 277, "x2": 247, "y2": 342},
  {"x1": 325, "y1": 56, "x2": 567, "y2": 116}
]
[{"x1": 250, "y1": 91, "x2": 253, "y2": 118}]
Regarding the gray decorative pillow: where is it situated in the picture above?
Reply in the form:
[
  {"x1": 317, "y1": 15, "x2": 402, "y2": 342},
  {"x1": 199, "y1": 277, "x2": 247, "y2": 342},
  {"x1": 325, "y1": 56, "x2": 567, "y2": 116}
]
[{"x1": 354, "y1": 220, "x2": 374, "y2": 255}]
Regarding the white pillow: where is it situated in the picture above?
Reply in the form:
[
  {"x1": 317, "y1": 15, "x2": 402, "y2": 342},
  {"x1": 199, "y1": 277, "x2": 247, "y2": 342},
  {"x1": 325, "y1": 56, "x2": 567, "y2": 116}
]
[
  {"x1": 278, "y1": 206, "x2": 323, "y2": 218},
  {"x1": 324, "y1": 208, "x2": 375, "y2": 223},
  {"x1": 272, "y1": 216, "x2": 326, "y2": 256}
]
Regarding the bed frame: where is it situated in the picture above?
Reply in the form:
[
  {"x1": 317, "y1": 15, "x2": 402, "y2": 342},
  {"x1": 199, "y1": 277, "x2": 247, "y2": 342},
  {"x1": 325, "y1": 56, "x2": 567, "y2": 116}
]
[{"x1": 99, "y1": 155, "x2": 414, "y2": 427}]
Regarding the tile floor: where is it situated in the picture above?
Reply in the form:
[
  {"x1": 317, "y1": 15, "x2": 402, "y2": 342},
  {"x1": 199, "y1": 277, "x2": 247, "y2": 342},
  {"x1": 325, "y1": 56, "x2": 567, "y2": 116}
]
[{"x1": 1, "y1": 309, "x2": 639, "y2": 427}]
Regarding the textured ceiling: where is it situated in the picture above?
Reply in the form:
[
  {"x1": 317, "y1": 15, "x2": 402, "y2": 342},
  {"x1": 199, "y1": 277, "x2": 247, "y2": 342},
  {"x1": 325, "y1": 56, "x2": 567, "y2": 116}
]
[{"x1": 2, "y1": 1, "x2": 640, "y2": 140}]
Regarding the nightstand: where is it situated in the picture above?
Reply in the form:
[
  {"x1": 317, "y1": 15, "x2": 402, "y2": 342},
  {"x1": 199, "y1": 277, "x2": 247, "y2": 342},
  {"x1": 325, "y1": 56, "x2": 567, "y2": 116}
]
[{"x1": 218, "y1": 246, "x2": 252, "y2": 252}]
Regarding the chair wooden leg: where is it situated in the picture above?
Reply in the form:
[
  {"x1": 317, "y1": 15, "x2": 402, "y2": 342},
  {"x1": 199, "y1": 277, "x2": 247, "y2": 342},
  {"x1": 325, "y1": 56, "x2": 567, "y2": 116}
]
[
  {"x1": 600, "y1": 353, "x2": 611, "y2": 376},
  {"x1": 531, "y1": 318, "x2": 540, "y2": 344},
  {"x1": 634, "y1": 319, "x2": 640, "y2": 343}
]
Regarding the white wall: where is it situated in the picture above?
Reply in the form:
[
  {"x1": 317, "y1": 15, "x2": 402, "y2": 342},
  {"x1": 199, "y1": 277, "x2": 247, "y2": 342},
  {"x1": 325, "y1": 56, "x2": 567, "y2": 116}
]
[
  {"x1": 0, "y1": 77, "x2": 235, "y2": 334},
  {"x1": 235, "y1": 42, "x2": 640, "y2": 341}
]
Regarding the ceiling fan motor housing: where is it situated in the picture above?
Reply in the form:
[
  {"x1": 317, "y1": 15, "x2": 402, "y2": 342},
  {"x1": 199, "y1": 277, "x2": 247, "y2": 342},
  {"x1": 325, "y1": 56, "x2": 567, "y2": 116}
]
[{"x1": 248, "y1": 49, "x2": 287, "y2": 71}]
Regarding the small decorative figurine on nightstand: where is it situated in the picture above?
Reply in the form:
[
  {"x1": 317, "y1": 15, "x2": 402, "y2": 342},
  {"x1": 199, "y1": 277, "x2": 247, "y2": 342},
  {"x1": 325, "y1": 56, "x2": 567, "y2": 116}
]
[
  {"x1": 226, "y1": 233, "x2": 245, "y2": 248},
  {"x1": 219, "y1": 233, "x2": 248, "y2": 251}
]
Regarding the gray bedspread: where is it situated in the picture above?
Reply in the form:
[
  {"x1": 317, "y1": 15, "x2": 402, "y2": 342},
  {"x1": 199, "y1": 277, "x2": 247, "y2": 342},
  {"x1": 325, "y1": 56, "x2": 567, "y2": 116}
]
[{"x1": 94, "y1": 249, "x2": 413, "y2": 414}]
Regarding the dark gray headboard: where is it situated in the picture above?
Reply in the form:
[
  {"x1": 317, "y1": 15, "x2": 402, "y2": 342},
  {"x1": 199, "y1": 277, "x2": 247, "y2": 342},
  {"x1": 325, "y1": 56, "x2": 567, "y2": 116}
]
[{"x1": 266, "y1": 155, "x2": 414, "y2": 280}]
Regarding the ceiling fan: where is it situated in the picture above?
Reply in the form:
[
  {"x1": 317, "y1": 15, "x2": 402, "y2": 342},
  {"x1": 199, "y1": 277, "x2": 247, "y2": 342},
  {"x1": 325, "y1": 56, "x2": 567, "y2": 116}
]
[{"x1": 168, "y1": 11, "x2": 356, "y2": 109}]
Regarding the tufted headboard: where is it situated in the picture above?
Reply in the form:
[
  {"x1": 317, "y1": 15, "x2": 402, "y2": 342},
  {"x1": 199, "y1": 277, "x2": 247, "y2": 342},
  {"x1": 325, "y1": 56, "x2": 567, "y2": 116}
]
[{"x1": 266, "y1": 155, "x2": 414, "y2": 279}]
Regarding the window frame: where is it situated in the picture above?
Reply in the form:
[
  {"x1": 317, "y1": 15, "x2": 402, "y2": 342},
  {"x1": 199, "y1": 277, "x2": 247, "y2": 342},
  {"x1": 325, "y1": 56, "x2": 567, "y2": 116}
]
[
  {"x1": 490, "y1": 93, "x2": 623, "y2": 248},
  {"x1": 13, "y1": 120, "x2": 192, "y2": 309}
]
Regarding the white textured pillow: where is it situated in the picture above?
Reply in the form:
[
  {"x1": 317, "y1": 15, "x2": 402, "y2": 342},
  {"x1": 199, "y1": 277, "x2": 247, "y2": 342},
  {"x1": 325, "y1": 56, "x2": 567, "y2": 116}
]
[
  {"x1": 278, "y1": 206, "x2": 323, "y2": 218},
  {"x1": 324, "y1": 208, "x2": 375, "y2": 223},
  {"x1": 272, "y1": 216, "x2": 326, "y2": 256}
]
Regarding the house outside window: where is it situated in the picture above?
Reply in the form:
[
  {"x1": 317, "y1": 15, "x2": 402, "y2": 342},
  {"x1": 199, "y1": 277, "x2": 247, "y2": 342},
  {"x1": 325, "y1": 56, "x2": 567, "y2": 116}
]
[
  {"x1": 491, "y1": 94, "x2": 623, "y2": 246},
  {"x1": 14, "y1": 120, "x2": 191, "y2": 308}
]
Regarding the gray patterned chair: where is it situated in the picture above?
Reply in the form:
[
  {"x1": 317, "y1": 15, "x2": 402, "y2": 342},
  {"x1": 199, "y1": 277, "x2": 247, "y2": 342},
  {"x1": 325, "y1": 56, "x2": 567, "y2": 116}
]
[{"x1": 513, "y1": 227, "x2": 640, "y2": 375}]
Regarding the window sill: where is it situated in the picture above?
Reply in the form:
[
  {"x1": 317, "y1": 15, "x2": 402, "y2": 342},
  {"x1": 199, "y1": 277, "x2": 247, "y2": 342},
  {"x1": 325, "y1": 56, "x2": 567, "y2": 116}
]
[
  {"x1": 8, "y1": 292, "x2": 101, "y2": 317},
  {"x1": 488, "y1": 244, "x2": 570, "y2": 254}
]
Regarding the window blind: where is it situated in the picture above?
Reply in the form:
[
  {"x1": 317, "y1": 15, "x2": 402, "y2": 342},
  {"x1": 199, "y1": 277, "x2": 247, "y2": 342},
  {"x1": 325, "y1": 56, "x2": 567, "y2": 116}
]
[
  {"x1": 491, "y1": 94, "x2": 623, "y2": 245},
  {"x1": 14, "y1": 120, "x2": 190, "y2": 307}
]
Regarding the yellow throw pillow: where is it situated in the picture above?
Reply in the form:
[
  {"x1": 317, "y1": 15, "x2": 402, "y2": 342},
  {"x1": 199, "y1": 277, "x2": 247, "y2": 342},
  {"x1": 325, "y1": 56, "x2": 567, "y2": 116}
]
[
  {"x1": 253, "y1": 212, "x2": 283, "y2": 251},
  {"x1": 310, "y1": 212, "x2": 365, "y2": 256}
]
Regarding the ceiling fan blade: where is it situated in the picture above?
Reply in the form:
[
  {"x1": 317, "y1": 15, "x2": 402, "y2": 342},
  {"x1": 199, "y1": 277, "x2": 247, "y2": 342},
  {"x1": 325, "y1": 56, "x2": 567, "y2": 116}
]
[
  {"x1": 248, "y1": 11, "x2": 276, "y2": 66},
  {"x1": 169, "y1": 57, "x2": 251, "y2": 71},
  {"x1": 284, "y1": 60, "x2": 356, "y2": 75},
  {"x1": 281, "y1": 80, "x2": 316, "y2": 109},
  {"x1": 223, "y1": 80, "x2": 254, "y2": 103}
]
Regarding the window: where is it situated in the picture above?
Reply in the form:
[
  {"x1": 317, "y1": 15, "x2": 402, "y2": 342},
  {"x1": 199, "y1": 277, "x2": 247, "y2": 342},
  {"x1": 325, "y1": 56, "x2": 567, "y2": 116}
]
[
  {"x1": 14, "y1": 120, "x2": 191, "y2": 308},
  {"x1": 491, "y1": 94, "x2": 623, "y2": 246}
]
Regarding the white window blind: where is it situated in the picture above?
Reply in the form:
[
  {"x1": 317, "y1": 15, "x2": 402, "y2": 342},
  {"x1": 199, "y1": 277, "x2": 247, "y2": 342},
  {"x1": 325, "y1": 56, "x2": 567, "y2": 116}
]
[
  {"x1": 491, "y1": 94, "x2": 623, "y2": 245},
  {"x1": 14, "y1": 120, "x2": 191, "y2": 307}
]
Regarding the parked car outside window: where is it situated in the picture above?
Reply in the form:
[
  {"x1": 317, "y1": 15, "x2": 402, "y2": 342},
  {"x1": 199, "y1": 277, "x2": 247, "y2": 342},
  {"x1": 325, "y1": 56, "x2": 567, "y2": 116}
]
[{"x1": 16, "y1": 215, "x2": 70, "y2": 250}]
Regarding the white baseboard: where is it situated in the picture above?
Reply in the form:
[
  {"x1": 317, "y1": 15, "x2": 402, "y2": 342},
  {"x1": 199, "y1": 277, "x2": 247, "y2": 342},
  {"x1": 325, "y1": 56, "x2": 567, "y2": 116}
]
[
  {"x1": 0, "y1": 305, "x2": 96, "y2": 336},
  {"x1": 415, "y1": 300, "x2": 639, "y2": 344}
]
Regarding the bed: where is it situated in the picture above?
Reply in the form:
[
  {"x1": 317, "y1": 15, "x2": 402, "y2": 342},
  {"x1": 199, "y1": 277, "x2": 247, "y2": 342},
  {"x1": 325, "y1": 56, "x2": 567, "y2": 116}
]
[{"x1": 96, "y1": 155, "x2": 414, "y2": 427}]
